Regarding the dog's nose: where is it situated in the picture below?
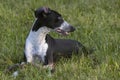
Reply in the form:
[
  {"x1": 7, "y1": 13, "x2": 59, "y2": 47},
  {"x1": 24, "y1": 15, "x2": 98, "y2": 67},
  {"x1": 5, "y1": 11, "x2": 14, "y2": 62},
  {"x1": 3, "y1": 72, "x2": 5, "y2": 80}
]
[{"x1": 70, "y1": 26, "x2": 75, "y2": 32}]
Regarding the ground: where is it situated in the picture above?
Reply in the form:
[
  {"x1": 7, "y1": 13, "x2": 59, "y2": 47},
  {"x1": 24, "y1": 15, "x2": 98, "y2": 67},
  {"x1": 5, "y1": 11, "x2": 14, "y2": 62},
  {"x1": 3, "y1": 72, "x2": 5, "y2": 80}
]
[{"x1": 0, "y1": 0, "x2": 120, "y2": 80}]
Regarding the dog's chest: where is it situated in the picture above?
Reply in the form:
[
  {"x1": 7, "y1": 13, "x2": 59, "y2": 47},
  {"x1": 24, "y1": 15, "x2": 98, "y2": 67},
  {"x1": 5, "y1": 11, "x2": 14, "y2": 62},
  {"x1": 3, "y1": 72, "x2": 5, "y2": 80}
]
[{"x1": 26, "y1": 29, "x2": 49, "y2": 57}]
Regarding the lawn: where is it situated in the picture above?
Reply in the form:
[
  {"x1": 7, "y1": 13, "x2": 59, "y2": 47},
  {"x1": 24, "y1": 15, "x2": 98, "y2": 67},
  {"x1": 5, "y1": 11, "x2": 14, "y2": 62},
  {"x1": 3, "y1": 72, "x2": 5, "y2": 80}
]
[{"x1": 0, "y1": 0, "x2": 120, "y2": 80}]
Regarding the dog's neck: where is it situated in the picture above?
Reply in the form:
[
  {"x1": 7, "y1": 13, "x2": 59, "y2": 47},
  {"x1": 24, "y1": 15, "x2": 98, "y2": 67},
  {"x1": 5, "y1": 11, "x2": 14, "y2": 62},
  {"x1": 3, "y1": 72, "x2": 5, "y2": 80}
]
[{"x1": 28, "y1": 19, "x2": 51, "y2": 44}]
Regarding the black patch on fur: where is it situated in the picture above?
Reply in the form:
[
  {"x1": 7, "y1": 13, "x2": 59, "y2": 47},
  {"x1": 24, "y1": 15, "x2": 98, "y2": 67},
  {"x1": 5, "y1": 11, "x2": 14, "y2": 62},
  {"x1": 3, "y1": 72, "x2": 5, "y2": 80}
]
[{"x1": 32, "y1": 8, "x2": 64, "y2": 31}]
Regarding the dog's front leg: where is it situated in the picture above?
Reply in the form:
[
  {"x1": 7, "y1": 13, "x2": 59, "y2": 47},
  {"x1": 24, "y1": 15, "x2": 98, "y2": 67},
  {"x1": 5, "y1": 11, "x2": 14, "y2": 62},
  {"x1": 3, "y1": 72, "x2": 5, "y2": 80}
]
[
  {"x1": 25, "y1": 49, "x2": 33, "y2": 63},
  {"x1": 44, "y1": 51, "x2": 54, "y2": 73},
  {"x1": 25, "y1": 40, "x2": 34, "y2": 64}
]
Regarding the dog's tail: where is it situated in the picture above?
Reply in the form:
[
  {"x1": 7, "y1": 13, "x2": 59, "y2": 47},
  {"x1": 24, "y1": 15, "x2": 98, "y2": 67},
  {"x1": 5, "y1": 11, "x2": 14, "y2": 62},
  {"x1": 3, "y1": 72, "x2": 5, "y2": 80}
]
[
  {"x1": 4, "y1": 62, "x2": 26, "y2": 73},
  {"x1": 78, "y1": 42, "x2": 95, "y2": 56},
  {"x1": 4, "y1": 52, "x2": 27, "y2": 73}
]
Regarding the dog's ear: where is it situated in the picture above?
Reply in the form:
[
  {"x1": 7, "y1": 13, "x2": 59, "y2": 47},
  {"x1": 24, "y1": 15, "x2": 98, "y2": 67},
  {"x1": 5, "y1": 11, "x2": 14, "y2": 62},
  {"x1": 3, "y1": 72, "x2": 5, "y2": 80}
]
[{"x1": 34, "y1": 7, "x2": 51, "y2": 18}]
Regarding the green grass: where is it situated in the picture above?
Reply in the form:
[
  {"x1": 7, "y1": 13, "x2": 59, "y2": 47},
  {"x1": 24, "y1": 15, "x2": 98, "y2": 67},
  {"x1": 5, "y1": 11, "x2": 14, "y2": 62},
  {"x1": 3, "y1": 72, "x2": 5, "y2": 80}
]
[{"x1": 0, "y1": 0, "x2": 120, "y2": 80}]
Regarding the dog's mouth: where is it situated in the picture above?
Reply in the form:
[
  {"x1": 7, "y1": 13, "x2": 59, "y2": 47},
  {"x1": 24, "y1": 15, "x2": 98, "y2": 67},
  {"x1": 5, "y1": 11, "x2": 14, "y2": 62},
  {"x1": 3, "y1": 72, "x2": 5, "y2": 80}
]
[{"x1": 55, "y1": 28, "x2": 70, "y2": 36}]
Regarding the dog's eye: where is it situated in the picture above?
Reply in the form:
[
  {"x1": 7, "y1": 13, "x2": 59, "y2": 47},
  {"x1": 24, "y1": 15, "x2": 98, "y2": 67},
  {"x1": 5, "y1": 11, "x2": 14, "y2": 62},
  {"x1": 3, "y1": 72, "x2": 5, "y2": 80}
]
[
  {"x1": 55, "y1": 17, "x2": 62, "y2": 22},
  {"x1": 58, "y1": 17, "x2": 62, "y2": 20}
]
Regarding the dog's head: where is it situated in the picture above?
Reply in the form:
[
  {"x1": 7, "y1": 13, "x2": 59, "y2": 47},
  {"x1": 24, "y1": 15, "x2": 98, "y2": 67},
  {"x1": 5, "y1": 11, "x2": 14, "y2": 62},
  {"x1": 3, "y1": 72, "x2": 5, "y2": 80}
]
[{"x1": 32, "y1": 7, "x2": 75, "y2": 35}]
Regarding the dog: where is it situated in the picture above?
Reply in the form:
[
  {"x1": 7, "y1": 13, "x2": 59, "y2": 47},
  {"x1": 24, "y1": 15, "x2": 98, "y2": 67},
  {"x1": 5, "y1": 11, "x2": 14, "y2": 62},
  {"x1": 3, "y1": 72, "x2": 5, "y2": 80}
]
[
  {"x1": 5, "y1": 7, "x2": 91, "y2": 73},
  {"x1": 24, "y1": 7, "x2": 91, "y2": 71}
]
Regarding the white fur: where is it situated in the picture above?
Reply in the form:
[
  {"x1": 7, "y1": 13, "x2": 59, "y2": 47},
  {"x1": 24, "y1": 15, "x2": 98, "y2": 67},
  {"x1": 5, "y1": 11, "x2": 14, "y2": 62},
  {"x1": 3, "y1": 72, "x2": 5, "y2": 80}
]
[
  {"x1": 25, "y1": 19, "x2": 70, "y2": 63},
  {"x1": 25, "y1": 19, "x2": 51, "y2": 63},
  {"x1": 59, "y1": 21, "x2": 70, "y2": 30},
  {"x1": 12, "y1": 71, "x2": 18, "y2": 78}
]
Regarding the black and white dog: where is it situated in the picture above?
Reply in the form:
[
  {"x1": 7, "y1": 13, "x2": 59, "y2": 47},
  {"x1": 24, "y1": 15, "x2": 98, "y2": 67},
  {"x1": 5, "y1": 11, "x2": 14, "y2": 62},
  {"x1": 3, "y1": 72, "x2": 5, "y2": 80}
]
[
  {"x1": 24, "y1": 7, "x2": 90, "y2": 71},
  {"x1": 6, "y1": 7, "x2": 91, "y2": 73}
]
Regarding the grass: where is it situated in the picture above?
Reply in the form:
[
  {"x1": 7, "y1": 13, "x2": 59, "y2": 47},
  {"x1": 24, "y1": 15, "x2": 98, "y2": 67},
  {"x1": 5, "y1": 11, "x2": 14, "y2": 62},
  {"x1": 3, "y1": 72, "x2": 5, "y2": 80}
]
[{"x1": 0, "y1": 0, "x2": 120, "y2": 80}]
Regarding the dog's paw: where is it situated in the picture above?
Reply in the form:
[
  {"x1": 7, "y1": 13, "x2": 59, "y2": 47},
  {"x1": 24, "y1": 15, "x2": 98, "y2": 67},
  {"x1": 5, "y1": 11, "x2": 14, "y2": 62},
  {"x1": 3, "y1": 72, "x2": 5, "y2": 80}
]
[{"x1": 43, "y1": 64, "x2": 55, "y2": 73}]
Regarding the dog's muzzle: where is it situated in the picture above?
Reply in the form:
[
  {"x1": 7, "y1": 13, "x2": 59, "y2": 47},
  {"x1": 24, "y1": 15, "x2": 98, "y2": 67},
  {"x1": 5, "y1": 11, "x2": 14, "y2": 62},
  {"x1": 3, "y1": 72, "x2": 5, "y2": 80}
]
[{"x1": 55, "y1": 25, "x2": 75, "y2": 35}]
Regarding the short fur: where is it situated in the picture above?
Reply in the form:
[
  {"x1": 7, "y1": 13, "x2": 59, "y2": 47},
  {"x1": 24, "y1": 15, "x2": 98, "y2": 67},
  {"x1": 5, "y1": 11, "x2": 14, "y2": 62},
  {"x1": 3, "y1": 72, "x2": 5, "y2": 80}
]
[{"x1": 5, "y1": 7, "x2": 91, "y2": 73}]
